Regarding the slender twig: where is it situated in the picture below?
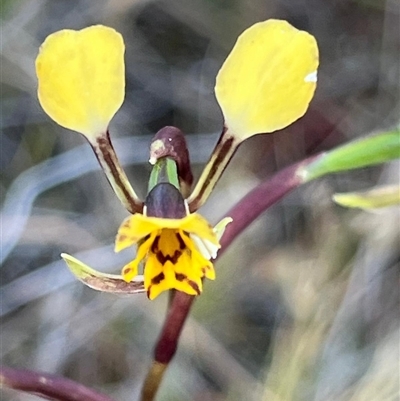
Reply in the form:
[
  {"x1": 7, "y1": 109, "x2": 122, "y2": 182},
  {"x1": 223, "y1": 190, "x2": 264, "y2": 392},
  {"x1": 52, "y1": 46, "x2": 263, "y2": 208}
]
[
  {"x1": 0, "y1": 366, "x2": 115, "y2": 401},
  {"x1": 91, "y1": 131, "x2": 144, "y2": 214}
]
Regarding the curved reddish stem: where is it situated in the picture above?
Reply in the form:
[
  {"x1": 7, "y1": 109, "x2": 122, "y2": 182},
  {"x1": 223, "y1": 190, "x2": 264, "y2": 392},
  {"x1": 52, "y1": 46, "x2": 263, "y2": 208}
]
[
  {"x1": 0, "y1": 366, "x2": 115, "y2": 401},
  {"x1": 219, "y1": 154, "x2": 320, "y2": 253}
]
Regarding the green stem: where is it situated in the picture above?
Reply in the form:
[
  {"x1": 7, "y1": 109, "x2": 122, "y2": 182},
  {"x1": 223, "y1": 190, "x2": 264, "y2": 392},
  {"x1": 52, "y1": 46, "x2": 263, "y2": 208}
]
[{"x1": 140, "y1": 362, "x2": 168, "y2": 401}]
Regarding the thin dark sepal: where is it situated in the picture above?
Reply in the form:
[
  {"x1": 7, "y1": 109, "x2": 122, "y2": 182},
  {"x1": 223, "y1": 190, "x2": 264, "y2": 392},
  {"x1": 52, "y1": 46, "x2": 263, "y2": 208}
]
[
  {"x1": 0, "y1": 366, "x2": 115, "y2": 401},
  {"x1": 187, "y1": 125, "x2": 241, "y2": 212},
  {"x1": 90, "y1": 130, "x2": 143, "y2": 214}
]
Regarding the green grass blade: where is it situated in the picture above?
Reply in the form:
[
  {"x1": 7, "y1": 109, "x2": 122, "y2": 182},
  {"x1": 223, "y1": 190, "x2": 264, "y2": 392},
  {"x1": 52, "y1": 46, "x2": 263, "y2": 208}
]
[{"x1": 300, "y1": 130, "x2": 400, "y2": 182}]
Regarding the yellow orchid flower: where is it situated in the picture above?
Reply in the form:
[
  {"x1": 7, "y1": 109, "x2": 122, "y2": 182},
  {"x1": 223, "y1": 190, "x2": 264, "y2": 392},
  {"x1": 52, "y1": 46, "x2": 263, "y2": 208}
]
[
  {"x1": 62, "y1": 183, "x2": 231, "y2": 300},
  {"x1": 36, "y1": 20, "x2": 318, "y2": 300}
]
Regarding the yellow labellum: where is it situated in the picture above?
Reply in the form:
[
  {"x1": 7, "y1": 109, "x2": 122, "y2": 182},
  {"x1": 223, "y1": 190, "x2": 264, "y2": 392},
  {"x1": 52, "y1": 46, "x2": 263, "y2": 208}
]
[
  {"x1": 115, "y1": 212, "x2": 232, "y2": 299},
  {"x1": 36, "y1": 25, "x2": 125, "y2": 139},
  {"x1": 215, "y1": 19, "x2": 319, "y2": 138}
]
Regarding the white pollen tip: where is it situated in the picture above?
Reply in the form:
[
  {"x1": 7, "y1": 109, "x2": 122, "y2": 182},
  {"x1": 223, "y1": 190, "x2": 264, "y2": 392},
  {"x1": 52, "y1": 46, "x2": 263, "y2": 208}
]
[
  {"x1": 305, "y1": 71, "x2": 318, "y2": 83},
  {"x1": 149, "y1": 156, "x2": 157, "y2": 165}
]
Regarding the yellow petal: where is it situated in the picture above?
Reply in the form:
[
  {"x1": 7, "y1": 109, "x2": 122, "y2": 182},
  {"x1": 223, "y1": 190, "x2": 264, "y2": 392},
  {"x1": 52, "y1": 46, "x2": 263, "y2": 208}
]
[
  {"x1": 115, "y1": 215, "x2": 161, "y2": 251},
  {"x1": 121, "y1": 259, "x2": 140, "y2": 282},
  {"x1": 144, "y1": 250, "x2": 203, "y2": 299},
  {"x1": 215, "y1": 19, "x2": 318, "y2": 138},
  {"x1": 118, "y1": 235, "x2": 155, "y2": 285},
  {"x1": 173, "y1": 272, "x2": 203, "y2": 297},
  {"x1": 144, "y1": 255, "x2": 174, "y2": 300},
  {"x1": 213, "y1": 217, "x2": 233, "y2": 241},
  {"x1": 116, "y1": 213, "x2": 219, "y2": 247},
  {"x1": 179, "y1": 214, "x2": 219, "y2": 245},
  {"x1": 183, "y1": 216, "x2": 232, "y2": 257},
  {"x1": 36, "y1": 25, "x2": 125, "y2": 140}
]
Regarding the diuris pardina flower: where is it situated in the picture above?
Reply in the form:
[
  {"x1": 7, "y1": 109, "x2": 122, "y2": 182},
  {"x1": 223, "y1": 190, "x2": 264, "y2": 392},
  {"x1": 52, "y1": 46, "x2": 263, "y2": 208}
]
[
  {"x1": 115, "y1": 183, "x2": 231, "y2": 300},
  {"x1": 36, "y1": 20, "x2": 318, "y2": 299}
]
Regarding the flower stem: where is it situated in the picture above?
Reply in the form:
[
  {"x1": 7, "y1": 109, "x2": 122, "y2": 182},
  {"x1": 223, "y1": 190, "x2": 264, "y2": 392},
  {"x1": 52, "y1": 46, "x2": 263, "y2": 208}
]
[
  {"x1": 140, "y1": 293, "x2": 195, "y2": 400},
  {"x1": 91, "y1": 131, "x2": 143, "y2": 214},
  {"x1": 219, "y1": 154, "x2": 321, "y2": 254},
  {"x1": 140, "y1": 362, "x2": 168, "y2": 401}
]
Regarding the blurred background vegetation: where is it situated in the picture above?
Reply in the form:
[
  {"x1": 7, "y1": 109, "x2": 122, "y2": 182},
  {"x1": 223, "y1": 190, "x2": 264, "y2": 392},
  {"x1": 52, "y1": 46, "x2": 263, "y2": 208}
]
[{"x1": 1, "y1": 0, "x2": 399, "y2": 400}]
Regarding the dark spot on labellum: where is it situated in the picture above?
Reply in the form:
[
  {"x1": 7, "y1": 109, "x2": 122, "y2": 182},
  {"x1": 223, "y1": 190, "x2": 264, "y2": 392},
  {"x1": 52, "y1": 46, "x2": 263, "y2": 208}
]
[
  {"x1": 156, "y1": 250, "x2": 182, "y2": 265},
  {"x1": 151, "y1": 236, "x2": 160, "y2": 254},
  {"x1": 118, "y1": 234, "x2": 127, "y2": 242},
  {"x1": 124, "y1": 268, "x2": 131, "y2": 274},
  {"x1": 175, "y1": 233, "x2": 186, "y2": 250},
  {"x1": 151, "y1": 235, "x2": 183, "y2": 265},
  {"x1": 151, "y1": 272, "x2": 165, "y2": 285},
  {"x1": 175, "y1": 273, "x2": 186, "y2": 282},
  {"x1": 188, "y1": 280, "x2": 201, "y2": 295}
]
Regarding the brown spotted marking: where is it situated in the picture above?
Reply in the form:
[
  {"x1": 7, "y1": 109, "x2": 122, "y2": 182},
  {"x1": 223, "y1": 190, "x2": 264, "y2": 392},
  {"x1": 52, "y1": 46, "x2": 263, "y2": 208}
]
[
  {"x1": 175, "y1": 273, "x2": 186, "y2": 282},
  {"x1": 151, "y1": 272, "x2": 165, "y2": 285},
  {"x1": 147, "y1": 272, "x2": 166, "y2": 299},
  {"x1": 151, "y1": 235, "x2": 184, "y2": 265},
  {"x1": 175, "y1": 232, "x2": 186, "y2": 250},
  {"x1": 187, "y1": 280, "x2": 201, "y2": 295}
]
